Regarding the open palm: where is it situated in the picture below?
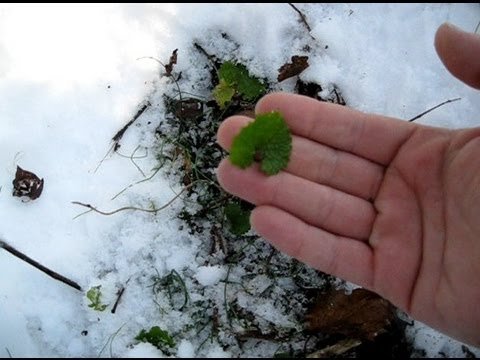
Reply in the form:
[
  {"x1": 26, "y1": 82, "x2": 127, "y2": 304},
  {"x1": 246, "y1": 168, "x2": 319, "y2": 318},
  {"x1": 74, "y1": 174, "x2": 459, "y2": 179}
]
[{"x1": 216, "y1": 24, "x2": 480, "y2": 346}]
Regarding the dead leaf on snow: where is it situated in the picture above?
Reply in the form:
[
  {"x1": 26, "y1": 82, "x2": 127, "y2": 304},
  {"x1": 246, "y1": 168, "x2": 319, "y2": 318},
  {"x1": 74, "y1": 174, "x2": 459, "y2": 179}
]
[
  {"x1": 164, "y1": 49, "x2": 178, "y2": 76},
  {"x1": 277, "y1": 55, "x2": 309, "y2": 82},
  {"x1": 12, "y1": 166, "x2": 44, "y2": 200}
]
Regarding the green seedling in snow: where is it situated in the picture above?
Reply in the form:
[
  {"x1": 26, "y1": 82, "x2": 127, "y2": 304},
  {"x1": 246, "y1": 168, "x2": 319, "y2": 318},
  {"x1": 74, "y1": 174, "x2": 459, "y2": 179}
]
[
  {"x1": 86, "y1": 285, "x2": 108, "y2": 311},
  {"x1": 135, "y1": 326, "x2": 175, "y2": 354},
  {"x1": 213, "y1": 61, "x2": 265, "y2": 108}
]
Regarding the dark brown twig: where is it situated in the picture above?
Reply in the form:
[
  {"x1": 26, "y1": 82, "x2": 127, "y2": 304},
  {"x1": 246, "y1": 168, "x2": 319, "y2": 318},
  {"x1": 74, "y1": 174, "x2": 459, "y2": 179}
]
[
  {"x1": 112, "y1": 102, "x2": 151, "y2": 151},
  {"x1": 408, "y1": 97, "x2": 461, "y2": 122},
  {"x1": 288, "y1": 3, "x2": 316, "y2": 40},
  {"x1": 194, "y1": 43, "x2": 217, "y2": 64},
  {"x1": 93, "y1": 101, "x2": 151, "y2": 173},
  {"x1": 111, "y1": 287, "x2": 125, "y2": 314},
  {"x1": 111, "y1": 278, "x2": 130, "y2": 314},
  {"x1": 0, "y1": 239, "x2": 82, "y2": 291}
]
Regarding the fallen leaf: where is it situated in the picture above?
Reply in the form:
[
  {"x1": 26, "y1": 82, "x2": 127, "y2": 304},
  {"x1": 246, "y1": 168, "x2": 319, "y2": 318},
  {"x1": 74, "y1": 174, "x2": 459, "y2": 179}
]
[
  {"x1": 305, "y1": 288, "x2": 396, "y2": 341},
  {"x1": 164, "y1": 49, "x2": 178, "y2": 76},
  {"x1": 277, "y1": 55, "x2": 309, "y2": 82},
  {"x1": 12, "y1": 166, "x2": 44, "y2": 200}
]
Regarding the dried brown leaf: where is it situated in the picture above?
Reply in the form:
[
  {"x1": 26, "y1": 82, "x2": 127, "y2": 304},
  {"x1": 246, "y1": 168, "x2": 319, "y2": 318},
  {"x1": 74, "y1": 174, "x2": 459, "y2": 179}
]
[
  {"x1": 12, "y1": 166, "x2": 44, "y2": 200},
  {"x1": 305, "y1": 288, "x2": 396, "y2": 341},
  {"x1": 277, "y1": 55, "x2": 309, "y2": 82},
  {"x1": 164, "y1": 49, "x2": 178, "y2": 76}
]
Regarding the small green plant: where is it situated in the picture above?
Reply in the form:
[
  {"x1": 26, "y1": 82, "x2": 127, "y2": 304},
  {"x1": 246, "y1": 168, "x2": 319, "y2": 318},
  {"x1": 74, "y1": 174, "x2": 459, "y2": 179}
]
[
  {"x1": 86, "y1": 285, "x2": 108, "y2": 311},
  {"x1": 151, "y1": 269, "x2": 189, "y2": 310},
  {"x1": 213, "y1": 61, "x2": 265, "y2": 108},
  {"x1": 135, "y1": 326, "x2": 175, "y2": 354},
  {"x1": 225, "y1": 202, "x2": 251, "y2": 235},
  {"x1": 229, "y1": 111, "x2": 292, "y2": 175}
]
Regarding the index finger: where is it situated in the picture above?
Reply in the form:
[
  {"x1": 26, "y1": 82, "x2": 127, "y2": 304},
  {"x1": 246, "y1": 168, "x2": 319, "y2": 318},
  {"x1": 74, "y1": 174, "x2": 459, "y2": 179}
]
[{"x1": 256, "y1": 93, "x2": 415, "y2": 165}]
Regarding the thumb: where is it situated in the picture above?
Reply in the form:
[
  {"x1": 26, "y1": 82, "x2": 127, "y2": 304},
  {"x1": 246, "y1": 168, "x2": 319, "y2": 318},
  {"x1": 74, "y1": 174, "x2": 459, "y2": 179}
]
[{"x1": 434, "y1": 22, "x2": 480, "y2": 90}]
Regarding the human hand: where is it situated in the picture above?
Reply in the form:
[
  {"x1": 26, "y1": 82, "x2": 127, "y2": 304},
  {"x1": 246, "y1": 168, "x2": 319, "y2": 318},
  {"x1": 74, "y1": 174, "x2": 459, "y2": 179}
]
[{"x1": 216, "y1": 23, "x2": 480, "y2": 346}]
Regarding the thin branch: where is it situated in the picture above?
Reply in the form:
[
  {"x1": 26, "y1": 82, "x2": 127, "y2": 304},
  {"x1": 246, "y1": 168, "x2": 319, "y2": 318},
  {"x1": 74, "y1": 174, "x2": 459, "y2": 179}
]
[
  {"x1": 288, "y1": 3, "x2": 316, "y2": 40},
  {"x1": 408, "y1": 97, "x2": 461, "y2": 122},
  {"x1": 0, "y1": 239, "x2": 82, "y2": 291},
  {"x1": 93, "y1": 102, "x2": 150, "y2": 174},
  {"x1": 72, "y1": 183, "x2": 193, "y2": 218},
  {"x1": 93, "y1": 143, "x2": 115, "y2": 174},
  {"x1": 112, "y1": 102, "x2": 151, "y2": 151},
  {"x1": 111, "y1": 287, "x2": 125, "y2": 314},
  {"x1": 475, "y1": 20, "x2": 480, "y2": 34},
  {"x1": 194, "y1": 43, "x2": 217, "y2": 66},
  {"x1": 111, "y1": 278, "x2": 130, "y2": 314},
  {"x1": 5, "y1": 348, "x2": 12, "y2": 358}
]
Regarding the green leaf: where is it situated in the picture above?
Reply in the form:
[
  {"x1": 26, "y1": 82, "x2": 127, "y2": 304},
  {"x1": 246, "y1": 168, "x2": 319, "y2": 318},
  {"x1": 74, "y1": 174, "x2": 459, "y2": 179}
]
[
  {"x1": 225, "y1": 202, "x2": 251, "y2": 235},
  {"x1": 236, "y1": 70, "x2": 265, "y2": 101},
  {"x1": 230, "y1": 111, "x2": 292, "y2": 175},
  {"x1": 217, "y1": 61, "x2": 265, "y2": 102},
  {"x1": 218, "y1": 61, "x2": 242, "y2": 85},
  {"x1": 213, "y1": 78, "x2": 235, "y2": 108},
  {"x1": 135, "y1": 326, "x2": 176, "y2": 351},
  {"x1": 86, "y1": 285, "x2": 108, "y2": 312}
]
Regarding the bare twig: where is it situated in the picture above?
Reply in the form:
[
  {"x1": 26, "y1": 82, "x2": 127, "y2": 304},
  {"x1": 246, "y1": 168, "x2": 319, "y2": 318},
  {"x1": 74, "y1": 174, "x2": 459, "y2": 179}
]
[
  {"x1": 306, "y1": 338, "x2": 362, "y2": 358},
  {"x1": 93, "y1": 102, "x2": 151, "y2": 173},
  {"x1": 72, "y1": 183, "x2": 193, "y2": 218},
  {"x1": 111, "y1": 278, "x2": 130, "y2": 314},
  {"x1": 194, "y1": 43, "x2": 217, "y2": 65},
  {"x1": 93, "y1": 143, "x2": 115, "y2": 174},
  {"x1": 112, "y1": 102, "x2": 151, "y2": 151},
  {"x1": 0, "y1": 239, "x2": 82, "y2": 291},
  {"x1": 408, "y1": 97, "x2": 461, "y2": 122},
  {"x1": 111, "y1": 287, "x2": 125, "y2": 314},
  {"x1": 211, "y1": 225, "x2": 228, "y2": 256},
  {"x1": 5, "y1": 348, "x2": 12, "y2": 358},
  {"x1": 474, "y1": 20, "x2": 480, "y2": 34},
  {"x1": 288, "y1": 3, "x2": 316, "y2": 40}
]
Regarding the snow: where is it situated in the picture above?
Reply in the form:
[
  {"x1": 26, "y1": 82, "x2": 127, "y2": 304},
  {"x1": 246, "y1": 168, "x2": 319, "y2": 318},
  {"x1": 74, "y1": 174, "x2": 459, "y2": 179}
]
[
  {"x1": 177, "y1": 339, "x2": 195, "y2": 358},
  {"x1": 124, "y1": 342, "x2": 164, "y2": 358},
  {"x1": 195, "y1": 265, "x2": 226, "y2": 286},
  {"x1": 0, "y1": 3, "x2": 479, "y2": 358}
]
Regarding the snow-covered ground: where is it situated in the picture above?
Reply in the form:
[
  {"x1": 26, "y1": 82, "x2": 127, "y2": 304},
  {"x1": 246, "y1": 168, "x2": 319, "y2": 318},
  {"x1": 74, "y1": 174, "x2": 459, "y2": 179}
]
[{"x1": 0, "y1": 3, "x2": 479, "y2": 357}]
